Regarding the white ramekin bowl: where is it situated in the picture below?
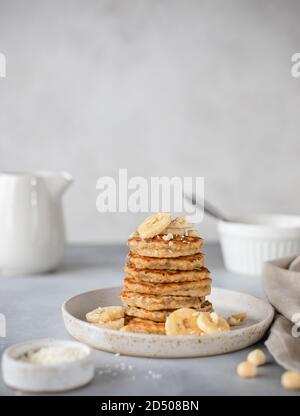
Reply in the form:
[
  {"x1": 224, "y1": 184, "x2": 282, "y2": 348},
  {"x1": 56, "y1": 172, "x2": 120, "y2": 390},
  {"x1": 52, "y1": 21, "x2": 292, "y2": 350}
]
[
  {"x1": 2, "y1": 339, "x2": 94, "y2": 393},
  {"x1": 218, "y1": 214, "x2": 300, "y2": 275}
]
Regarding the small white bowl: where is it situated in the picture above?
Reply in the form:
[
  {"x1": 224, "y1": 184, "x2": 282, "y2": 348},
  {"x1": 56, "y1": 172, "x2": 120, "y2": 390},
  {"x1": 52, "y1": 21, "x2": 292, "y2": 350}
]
[
  {"x1": 2, "y1": 339, "x2": 94, "y2": 393},
  {"x1": 218, "y1": 214, "x2": 300, "y2": 275}
]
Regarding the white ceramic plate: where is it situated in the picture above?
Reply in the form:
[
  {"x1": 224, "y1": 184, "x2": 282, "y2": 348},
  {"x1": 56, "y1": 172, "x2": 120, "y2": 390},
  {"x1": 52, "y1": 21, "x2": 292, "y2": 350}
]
[{"x1": 62, "y1": 287, "x2": 274, "y2": 358}]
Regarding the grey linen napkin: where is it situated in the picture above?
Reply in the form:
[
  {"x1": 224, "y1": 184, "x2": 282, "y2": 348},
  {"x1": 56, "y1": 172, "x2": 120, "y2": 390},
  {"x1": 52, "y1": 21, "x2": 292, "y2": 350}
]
[{"x1": 262, "y1": 256, "x2": 300, "y2": 372}]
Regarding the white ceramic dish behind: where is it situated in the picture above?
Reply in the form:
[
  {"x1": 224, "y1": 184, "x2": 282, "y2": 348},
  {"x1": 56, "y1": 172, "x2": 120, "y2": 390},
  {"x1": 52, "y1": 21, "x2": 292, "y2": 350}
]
[
  {"x1": 218, "y1": 214, "x2": 300, "y2": 275},
  {"x1": 62, "y1": 287, "x2": 274, "y2": 358},
  {"x1": 2, "y1": 339, "x2": 94, "y2": 393}
]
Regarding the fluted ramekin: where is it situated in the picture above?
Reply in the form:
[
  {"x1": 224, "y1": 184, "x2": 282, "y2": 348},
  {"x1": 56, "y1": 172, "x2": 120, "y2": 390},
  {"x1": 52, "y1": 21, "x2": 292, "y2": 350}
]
[{"x1": 218, "y1": 214, "x2": 300, "y2": 275}]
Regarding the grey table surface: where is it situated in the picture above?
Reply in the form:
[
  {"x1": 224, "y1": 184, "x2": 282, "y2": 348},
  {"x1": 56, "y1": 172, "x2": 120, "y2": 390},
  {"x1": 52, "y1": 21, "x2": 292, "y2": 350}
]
[{"x1": 0, "y1": 243, "x2": 298, "y2": 397}]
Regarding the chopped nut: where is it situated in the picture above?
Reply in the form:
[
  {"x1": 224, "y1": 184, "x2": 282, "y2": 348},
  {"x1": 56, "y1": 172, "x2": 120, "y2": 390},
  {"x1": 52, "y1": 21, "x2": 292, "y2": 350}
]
[
  {"x1": 228, "y1": 312, "x2": 247, "y2": 327},
  {"x1": 162, "y1": 233, "x2": 173, "y2": 241}
]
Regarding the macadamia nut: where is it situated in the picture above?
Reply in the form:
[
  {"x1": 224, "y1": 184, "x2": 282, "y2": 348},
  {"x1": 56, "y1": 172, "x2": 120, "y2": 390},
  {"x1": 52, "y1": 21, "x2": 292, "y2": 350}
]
[
  {"x1": 237, "y1": 361, "x2": 257, "y2": 378},
  {"x1": 281, "y1": 371, "x2": 300, "y2": 390},
  {"x1": 247, "y1": 349, "x2": 266, "y2": 367}
]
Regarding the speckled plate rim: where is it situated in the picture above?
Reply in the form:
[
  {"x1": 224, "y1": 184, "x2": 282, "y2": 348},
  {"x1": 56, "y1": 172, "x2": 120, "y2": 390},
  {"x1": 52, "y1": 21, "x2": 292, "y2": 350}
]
[{"x1": 62, "y1": 287, "x2": 275, "y2": 358}]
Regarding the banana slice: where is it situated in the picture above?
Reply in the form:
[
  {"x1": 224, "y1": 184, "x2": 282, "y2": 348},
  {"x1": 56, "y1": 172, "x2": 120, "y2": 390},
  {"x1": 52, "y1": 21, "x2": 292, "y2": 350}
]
[
  {"x1": 163, "y1": 217, "x2": 200, "y2": 237},
  {"x1": 197, "y1": 312, "x2": 230, "y2": 335},
  {"x1": 169, "y1": 217, "x2": 191, "y2": 228},
  {"x1": 137, "y1": 213, "x2": 172, "y2": 239},
  {"x1": 165, "y1": 308, "x2": 202, "y2": 336},
  {"x1": 94, "y1": 318, "x2": 124, "y2": 330},
  {"x1": 86, "y1": 306, "x2": 124, "y2": 324}
]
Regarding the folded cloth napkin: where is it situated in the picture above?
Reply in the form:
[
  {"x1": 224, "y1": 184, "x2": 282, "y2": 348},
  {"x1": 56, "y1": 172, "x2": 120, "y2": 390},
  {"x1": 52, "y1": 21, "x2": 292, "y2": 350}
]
[{"x1": 262, "y1": 256, "x2": 300, "y2": 372}]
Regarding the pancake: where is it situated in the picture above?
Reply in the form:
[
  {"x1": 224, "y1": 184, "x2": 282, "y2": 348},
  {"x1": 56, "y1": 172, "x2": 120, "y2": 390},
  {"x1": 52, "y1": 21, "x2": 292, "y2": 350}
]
[
  {"x1": 121, "y1": 318, "x2": 165, "y2": 335},
  {"x1": 124, "y1": 263, "x2": 210, "y2": 283},
  {"x1": 127, "y1": 252, "x2": 205, "y2": 271},
  {"x1": 125, "y1": 301, "x2": 213, "y2": 322},
  {"x1": 128, "y1": 235, "x2": 203, "y2": 258},
  {"x1": 124, "y1": 277, "x2": 212, "y2": 297},
  {"x1": 120, "y1": 290, "x2": 210, "y2": 311}
]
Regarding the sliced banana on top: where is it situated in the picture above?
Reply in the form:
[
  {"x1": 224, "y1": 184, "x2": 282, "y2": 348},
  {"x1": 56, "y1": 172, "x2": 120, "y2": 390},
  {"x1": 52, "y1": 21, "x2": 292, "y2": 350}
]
[
  {"x1": 165, "y1": 308, "x2": 202, "y2": 336},
  {"x1": 137, "y1": 213, "x2": 172, "y2": 239},
  {"x1": 169, "y1": 217, "x2": 191, "y2": 229},
  {"x1": 86, "y1": 306, "x2": 124, "y2": 324},
  {"x1": 163, "y1": 216, "x2": 199, "y2": 237},
  {"x1": 197, "y1": 312, "x2": 230, "y2": 335},
  {"x1": 94, "y1": 318, "x2": 125, "y2": 330}
]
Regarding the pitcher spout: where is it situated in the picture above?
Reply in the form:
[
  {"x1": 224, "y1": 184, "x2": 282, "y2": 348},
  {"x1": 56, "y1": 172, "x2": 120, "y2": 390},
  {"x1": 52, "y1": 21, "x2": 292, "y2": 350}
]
[{"x1": 45, "y1": 172, "x2": 73, "y2": 198}]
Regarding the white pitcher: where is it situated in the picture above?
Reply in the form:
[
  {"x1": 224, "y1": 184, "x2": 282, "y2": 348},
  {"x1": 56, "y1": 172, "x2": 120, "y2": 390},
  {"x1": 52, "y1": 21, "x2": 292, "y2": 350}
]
[{"x1": 0, "y1": 171, "x2": 73, "y2": 275}]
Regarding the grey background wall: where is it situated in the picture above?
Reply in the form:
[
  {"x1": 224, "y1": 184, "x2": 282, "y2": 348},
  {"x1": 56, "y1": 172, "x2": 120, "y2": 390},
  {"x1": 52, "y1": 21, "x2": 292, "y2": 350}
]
[{"x1": 1, "y1": 0, "x2": 300, "y2": 242}]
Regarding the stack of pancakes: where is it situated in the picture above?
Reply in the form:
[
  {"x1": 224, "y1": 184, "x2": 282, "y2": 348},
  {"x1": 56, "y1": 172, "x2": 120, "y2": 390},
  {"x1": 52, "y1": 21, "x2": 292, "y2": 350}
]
[{"x1": 120, "y1": 214, "x2": 213, "y2": 334}]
